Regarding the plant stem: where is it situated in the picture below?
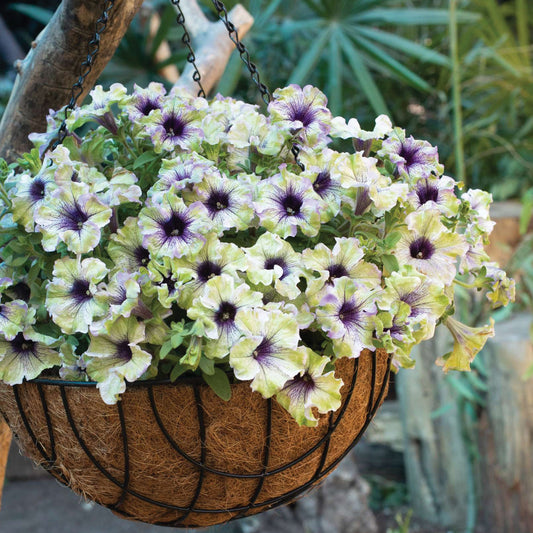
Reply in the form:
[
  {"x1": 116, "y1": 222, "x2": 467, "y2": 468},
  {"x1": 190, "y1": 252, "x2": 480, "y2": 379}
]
[{"x1": 449, "y1": 0, "x2": 466, "y2": 185}]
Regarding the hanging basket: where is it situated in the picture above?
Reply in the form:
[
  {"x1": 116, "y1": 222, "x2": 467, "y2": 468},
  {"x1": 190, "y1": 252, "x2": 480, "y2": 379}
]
[{"x1": 0, "y1": 349, "x2": 390, "y2": 528}]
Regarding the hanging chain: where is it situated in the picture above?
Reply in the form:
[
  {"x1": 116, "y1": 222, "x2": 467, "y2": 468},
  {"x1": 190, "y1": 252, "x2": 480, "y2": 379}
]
[
  {"x1": 50, "y1": 0, "x2": 116, "y2": 151},
  {"x1": 211, "y1": 0, "x2": 271, "y2": 106},
  {"x1": 171, "y1": 0, "x2": 206, "y2": 98},
  {"x1": 210, "y1": 0, "x2": 303, "y2": 170}
]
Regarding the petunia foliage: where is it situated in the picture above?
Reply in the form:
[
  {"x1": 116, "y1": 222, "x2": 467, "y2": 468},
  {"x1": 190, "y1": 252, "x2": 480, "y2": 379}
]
[{"x1": 0, "y1": 83, "x2": 514, "y2": 425}]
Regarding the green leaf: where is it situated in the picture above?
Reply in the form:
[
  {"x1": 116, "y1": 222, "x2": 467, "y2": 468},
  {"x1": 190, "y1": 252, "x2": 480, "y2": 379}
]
[
  {"x1": 354, "y1": 26, "x2": 451, "y2": 67},
  {"x1": 327, "y1": 33, "x2": 342, "y2": 116},
  {"x1": 133, "y1": 151, "x2": 159, "y2": 170},
  {"x1": 384, "y1": 231, "x2": 402, "y2": 249},
  {"x1": 353, "y1": 8, "x2": 480, "y2": 26},
  {"x1": 288, "y1": 26, "x2": 332, "y2": 86},
  {"x1": 382, "y1": 254, "x2": 399, "y2": 274},
  {"x1": 447, "y1": 375, "x2": 486, "y2": 406},
  {"x1": 199, "y1": 356, "x2": 215, "y2": 376},
  {"x1": 349, "y1": 33, "x2": 432, "y2": 92},
  {"x1": 8, "y1": 3, "x2": 53, "y2": 25},
  {"x1": 202, "y1": 368, "x2": 232, "y2": 401},
  {"x1": 160, "y1": 341, "x2": 173, "y2": 359},
  {"x1": 337, "y1": 32, "x2": 390, "y2": 116},
  {"x1": 520, "y1": 190, "x2": 533, "y2": 234},
  {"x1": 170, "y1": 363, "x2": 190, "y2": 382},
  {"x1": 430, "y1": 402, "x2": 454, "y2": 419},
  {"x1": 9, "y1": 255, "x2": 29, "y2": 267}
]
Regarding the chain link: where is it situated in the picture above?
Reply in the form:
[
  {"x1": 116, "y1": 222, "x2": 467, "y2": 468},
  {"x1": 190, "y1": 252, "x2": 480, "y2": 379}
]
[
  {"x1": 50, "y1": 0, "x2": 116, "y2": 151},
  {"x1": 210, "y1": 1, "x2": 303, "y2": 169},
  {"x1": 211, "y1": 0, "x2": 271, "y2": 106},
  {"x1": 171, "y1": 0, "x2": 206, "y2": 98}
]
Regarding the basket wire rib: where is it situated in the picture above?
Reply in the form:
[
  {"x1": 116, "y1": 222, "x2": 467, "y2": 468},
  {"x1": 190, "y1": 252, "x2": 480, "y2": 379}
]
[{"x1": 3, "y1": 353, "x2": 391, "y2": 527}]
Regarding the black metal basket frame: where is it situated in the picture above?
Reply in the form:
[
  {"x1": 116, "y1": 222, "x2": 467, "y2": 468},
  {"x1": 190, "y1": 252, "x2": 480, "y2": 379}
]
[{"x1": 1, "y1": 353, "x2": 391, "y2": 528}]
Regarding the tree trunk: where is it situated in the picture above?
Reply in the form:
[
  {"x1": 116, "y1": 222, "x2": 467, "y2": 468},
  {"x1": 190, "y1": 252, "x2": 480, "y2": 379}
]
[{"x1": 0, "y1": 0, "x2": 145, "y2": 162}]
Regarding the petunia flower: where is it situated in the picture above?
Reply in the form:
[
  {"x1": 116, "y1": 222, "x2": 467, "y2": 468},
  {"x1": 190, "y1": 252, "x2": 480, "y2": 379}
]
[
  {"x1": 269, "y1": 84, "x2": 331, "y2": 145},
  {"x1": 173, "y1": 232, "x2": 247, "y2": 307},
  {"x1": 230, "y1": 309, "x2": 307, "y2": 398},
  {"x1": 183, "y1": 174, "x2": 255, "y2": 232},
  {"x1": 379, "y1": 268, "x2": 450, "y2": 341},
  {"x1": 66, "y1": 83, "x2": 127, "y2": 132},
  {"x1": 108, "y1": 217, "x2": 151, "y2": 274},
  {"x1": 93, "y1": 271, "x2": 142, "y2": 330},
  {"x1": 34, "y1": 181, "x2": 112, "y2": 254},
  {"x1": 188, "y1": 274, "x2": 263, "y2": 358},
  {"x1": 316, "y1": 278, "x2": 378, "y2": 359},
  {"x1": 97, "y1": 168, "x2": 142, "y2": 207},
  {"x1": 379, "y1": 132, "x2": 443, "y2": 180},
  {"x1": 298, "y1": 148, "x2": 345, "y2": 221},
  {"x1": 407, "y1": 176, "x2": 460, "y2": 217},
  {"x1": 255, "y1": 168, "x2": 321, "y2": 238},
  {"x1": 244, "y1": 232, "x2": 304, "y2": 300},
  {"x1": 59, "y1": 341, "x2": 88, "y2": 382},
  {"x1": 12, "y1": 170, "x2": 56, "y2": 231},
  {"x1": 437, "y1": 316, "x2": 495, "y2": 372},
  {"x1": 461, "y1": 189, "x2": 495, "y2": 239},
  {"x1": 226, "y1": 111, "x2": 288, "y2": 171},
  {"x1": 126, "y1": 82, "x2": 166, "y2": 123},
  {"x1": 330, "y1": 114, "x2": 393, "y2": 142},
  {"x1": 0, "y1": 300, "x2": 33, "y2": 340},
  {"x1": 143, "y1": 257, "x2": 192, "y2": 309},
  {"x1": 0, "y1": 328, "x2": 60, "y2": 384},
  {"x1": 147, "y1": 103, "x2": 204, "y2": 153},
  {"x1": 46, "y1": 257, "x2": 108, "y2": 334},
  {"x1": 276, "y1": 347, "x2": 342, "y2": 427},
  {"x1": 139, "y1": 193, "x2": 209, "y2": 259},
  {"x1": 85, "y1": 317, "x2": 152, "y2": 404},
  {"x1": 337, "y1": 152, "x2": 389, "y2": 215},
  {"x1": 149, "y1": 154, "x2": 216, "y2": 198},
  {"x1": 303, "y1": 238, "x2": 381, "y2": 304},
  {"x1": 393, "y1": 208, "x2": 468, "y2": 285}
]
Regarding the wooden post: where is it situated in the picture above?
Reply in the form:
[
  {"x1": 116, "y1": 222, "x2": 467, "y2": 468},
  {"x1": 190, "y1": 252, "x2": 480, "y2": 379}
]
[
  {"x1": 476, "y1": 313, "x2": 533, "y2": 532},
  {"x1": 396, "y1": 328, "x2": 472, "y2": 530}
]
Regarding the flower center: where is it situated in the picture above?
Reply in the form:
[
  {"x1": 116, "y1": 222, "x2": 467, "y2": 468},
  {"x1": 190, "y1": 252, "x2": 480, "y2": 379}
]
[
  {"x1": 416, "y1": 180, "x2": 439, "y2": 204},
  {"x1": 399, "y1": 142, "x2": 422, "y2": 168},
  {"x1": 116, "y1": 341, "x2": 133, "y2": 361},
  {"x1": 288, "y1": 100, "x2": 317, "y2": 127},
  {"x1": 327, "y1": 263, "x2": 348, "y2": 281},
  {"x1": 162, "y1": 212, "x2": 187, "y2": 237},
  {"x1": 62, "y1": 202, "x2": 89, "y2": 231},
  {"x1": 137, "y1": 98, "x2": 160, "y2": 116},
  {"x1": 11, "y1": 333, "x2": 35, "y2": 355},
  {"x1": 313, "y1": 170, "x2": 332, "y2": 197},
  {"x1": 134, "y1": 246, "x2": 150, "y2": 267},
  {"x1": 29, "y1": 178, "x2": 46, "y2": 202},
  {"x1": 215, "y1": 301, "x2": 237, "y2": 324},
  {"x1": 206, "y1": 190, "x2": 230, "y2": 214},
  {"x1": 11, "y1": 282, "x2": 31, "y2": 302},
  {"x1": 70, "y1": 279, "x2": 92, "y2": 304},
  {"x1": 252, "y1": 338, "x2": 272, "y2": 361},
  {"x1": 264, "y1": 257, "x2": 289, "y2": 279},
  {"x1": 162, "y1": 112, "x2": 187, "y2": 140},
  {"x1": 282, "y1": 193, "x2": 302, "y2": 216},
  {"x1": 338, "y1": 300, "x2": 361, "y2": 326},
  {"x1": 197, "y1": 260, "x2": 222, "y2": 282},
  {"x1": 409, "y1": 237, "x2": 435, "y2": 260}
]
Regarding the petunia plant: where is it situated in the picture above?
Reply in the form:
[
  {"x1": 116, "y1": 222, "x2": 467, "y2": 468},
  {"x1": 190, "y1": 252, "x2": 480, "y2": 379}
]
[{"x1": 0, "y1": 83, "x2": 514, "y2": 426}]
